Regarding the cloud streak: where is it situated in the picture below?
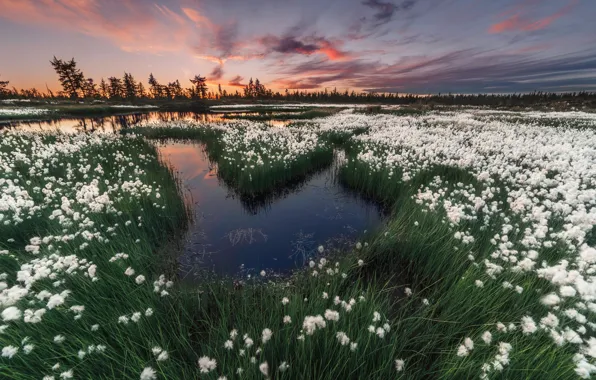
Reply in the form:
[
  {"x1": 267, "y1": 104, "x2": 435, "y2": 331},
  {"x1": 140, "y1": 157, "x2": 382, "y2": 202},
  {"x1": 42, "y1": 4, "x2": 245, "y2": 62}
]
[{"x1": 489, "y1": 0, "x2": 578, "y2": 34}]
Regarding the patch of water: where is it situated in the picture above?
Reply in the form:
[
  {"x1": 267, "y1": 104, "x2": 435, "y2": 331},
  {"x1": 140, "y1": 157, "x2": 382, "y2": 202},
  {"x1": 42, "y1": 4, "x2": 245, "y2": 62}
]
[
  {"x1": 0, "y1": 111, "x2": 291, "y2": 133},
  {"x1": 158, "y1": 141, "x2": 385, "y2": 280}
]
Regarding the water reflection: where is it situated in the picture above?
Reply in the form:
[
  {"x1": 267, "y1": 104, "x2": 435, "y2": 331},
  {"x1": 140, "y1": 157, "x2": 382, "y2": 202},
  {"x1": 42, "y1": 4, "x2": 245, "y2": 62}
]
[
  {"x1": 158, "y1": 141, "x2": 385, "y2": 280},
  {"x1": 1, "y1": 111, "x2": 292, "y2": 133}
]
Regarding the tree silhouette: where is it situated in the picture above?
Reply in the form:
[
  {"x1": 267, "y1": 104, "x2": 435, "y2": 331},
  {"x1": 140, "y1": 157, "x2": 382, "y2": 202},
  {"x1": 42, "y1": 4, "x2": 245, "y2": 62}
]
[
  {"x1": 123, "y1": 72, "x2": 137, "y2": 100},
  {"x1": 82, "y1": 78, "x2": 98, "y2": 98},
  {"x1": 50, "y1": 57, "x2": 85, "y2": 99},
  {"x1": 137, "y1": 81, "x2": 146, "y2": 98},
  {"x1": 167, "y1": 80, "x2": 183, "y2": 99},
  {"x1": 148, "y1": 73, "x2": 163, "y2": 99},
  {"x1": 107, "y1": 77, "x2": 124, "y2": 99},
  {"x1": 99, "y1": 78, "x2": 109, "y2": 98},
  {"x1": 189, "y1": 75, "x2": 208, "y2": 99},
  {"x1": 0, "y1": 75, "x2": 9, "y2": 96}
]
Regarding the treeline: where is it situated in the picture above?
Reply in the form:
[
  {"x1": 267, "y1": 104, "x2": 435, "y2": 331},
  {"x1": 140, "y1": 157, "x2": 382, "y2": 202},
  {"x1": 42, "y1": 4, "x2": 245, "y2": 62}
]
[{"x1": 1, "y1": 57, "x2": 596, "y2": 108}]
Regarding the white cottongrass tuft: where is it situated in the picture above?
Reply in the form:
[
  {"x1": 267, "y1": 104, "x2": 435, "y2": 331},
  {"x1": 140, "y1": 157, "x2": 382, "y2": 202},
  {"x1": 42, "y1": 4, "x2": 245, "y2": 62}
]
[
  {"x1": 395, "y1": 359, "x2": 405, "y2": 372},
  {"x1": 324, "y1": 309, "x2": 340, "y2": 322},
  {"x1": 198, "y1": 356, "x2": 217, "y2": 373},
  {"x1": 259, "y1": 362, "x2": 269, "y2": 377},
  {"x1": 139, "y1": 367, "x2": 156, "y2": 380},
  {"x1": 262, "y1": 328, "x2": 273, "y2": 344},
  {"x1": 2, "y1": 345, "x2": 18, "y2": 358}
]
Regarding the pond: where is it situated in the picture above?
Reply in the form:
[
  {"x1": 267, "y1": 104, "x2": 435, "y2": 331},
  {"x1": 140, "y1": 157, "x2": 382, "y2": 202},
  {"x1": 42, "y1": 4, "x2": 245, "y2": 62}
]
[
  {"x1": 0, "y1": 110, "x2": 291, "y2": 133},
  {"x1": 159, "y1": 141, "x2": 386, "y2": 280}
]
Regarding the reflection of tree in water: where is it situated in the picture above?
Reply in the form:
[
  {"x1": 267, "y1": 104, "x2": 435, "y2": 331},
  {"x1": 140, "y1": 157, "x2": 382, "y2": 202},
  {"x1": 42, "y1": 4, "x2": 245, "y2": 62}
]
[
  {"x1": 3, "y1": 111, "x2": 225, "y2": 133},
  {"x1": 221, "y1": 164, "x2": 331, "y2": 215}
]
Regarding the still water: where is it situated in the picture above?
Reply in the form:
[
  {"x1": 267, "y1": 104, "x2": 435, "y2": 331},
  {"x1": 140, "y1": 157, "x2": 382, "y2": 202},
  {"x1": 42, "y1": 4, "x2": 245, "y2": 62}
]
[
  {"x1": 159, "y1": 142, "x2": 385, "y2": 279},
  {"x1": 0, "y1": 111, "x2": 290, "y2": 133}
]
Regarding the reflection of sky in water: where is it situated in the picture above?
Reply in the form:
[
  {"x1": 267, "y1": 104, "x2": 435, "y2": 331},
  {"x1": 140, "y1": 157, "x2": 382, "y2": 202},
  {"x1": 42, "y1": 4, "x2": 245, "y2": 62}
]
[
  {"x1": 158, "y1": 141, "x2": 385, "y2": 280},
  {"x1": 1, "y1": 111, "x2": 291, "y2": 133}
]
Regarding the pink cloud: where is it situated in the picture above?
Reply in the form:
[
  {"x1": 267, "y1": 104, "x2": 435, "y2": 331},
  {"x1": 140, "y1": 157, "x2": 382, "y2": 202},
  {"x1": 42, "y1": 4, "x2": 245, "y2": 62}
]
[{"x1": 489, "y1": 0, "x2": 578, "y2": 34}]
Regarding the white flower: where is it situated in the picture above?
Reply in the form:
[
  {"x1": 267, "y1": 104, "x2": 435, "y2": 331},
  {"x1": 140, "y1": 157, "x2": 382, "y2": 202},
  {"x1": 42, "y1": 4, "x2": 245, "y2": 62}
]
[
  {"x1": 259, "y1": 362, "x2": 269, "y2": 377},
  {"x1": 139, "y1": 367, "x2": 156, "y2": 380},
  {"x1": 336, "y1": 331, "x2": 350, "y2": 345},
  {"x1": 230, "y1": 329, "x2": 238, "y2": 340},
  {"x1": 457, "y1": 344, "x2": 469, "y2": 357},
  {"x1": 521, "y1": 316, "x2": 537, "y2": 335},
  {"x1": 357, "y1": 259, "x2": 364, "y2": 266},
  {"x1": 1, "y1": 345, "x2": 18, "y2": 358},
  {"x1": 224, "y1": 340, "x2": 234, "y2": 350},
  {"x1": 279, "y1": 361, "x2": 290, "y2": 372},
  {"x1": 482, "y1": 331, "x2": 492, "y2": 345},
  {"x1": 245, "y1": 337, "x2": 254, "y2": 348},
  {"x1": 324, "y1": 309, "x2": 340, "y2": 322},
  {"x1": 23, "y1": 344, "x2": 34, "y2": 354},
  {"x1": 135, "y1": 275, "x2": 146, "y2": 284},
  {"x1": 260, "y1": 270, "x2": 266, "y2": 277},
  {"x1": 464, "y1": 337, "x2": 474, "y2": 350},
  {"x1": 262, "y1": 328, "x2": 273, "y2": 344},
  {"x1": 318, "y1": 245, "x2": 324, "y2": 253},
  {"x1": 373, "y1": 311, "x2": 381, "y2": 322},
  {"x1": 395, "y1": 359, "x2": 405, "y2": 371},
  {"x1": 303, "y1": 315, "x2": 326, "y2": 335},
  {"x1": 59, "y1": 370, "x2": 73, "y2": 379},
  {"x1": 283, "y1": 315, "x2": 292, "y2": 324},
  {"x1": 157, "y1": 351, "x2": 169, "y2": 362},
  {"x1": 54, "y1": 335, "x2": 65, "y2": 344},
  {"x1": 541, "y1": 293, "x2": 560, "y2": 306},
  {"x1": 281, "y1": 297, "x2": 289, "y2": 305},
  {"x1": 1, "y1": 306, "x2": 21, "y2": 322},
  {"x1": 124, "y1": 267, "x2": 135, "y2": 276},
  {"x1": 350, "y1": 342, "x2": 358, "y2": 351},
  {"x1": 198, "y1": 356, "x2": 217, "y2": 373}
]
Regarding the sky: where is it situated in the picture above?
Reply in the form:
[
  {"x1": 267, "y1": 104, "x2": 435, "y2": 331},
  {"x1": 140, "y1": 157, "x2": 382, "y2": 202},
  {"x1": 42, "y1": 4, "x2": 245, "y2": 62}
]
[{"x1": 0, "y1": 0, "x2": 595, "y2": 94}]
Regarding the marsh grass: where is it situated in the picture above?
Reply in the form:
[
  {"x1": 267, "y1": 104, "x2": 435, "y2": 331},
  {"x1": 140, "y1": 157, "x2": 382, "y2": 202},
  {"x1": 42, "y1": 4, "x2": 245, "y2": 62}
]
[
  {"x1": 337, "y1": 145, "x2": 578, "y2": 379},
  {"x1": 3, "y1": 110, "x2": 590, "y2": 380},
  {"x1": 221, "y1": 108, "x2": 344, "y2": 121}
]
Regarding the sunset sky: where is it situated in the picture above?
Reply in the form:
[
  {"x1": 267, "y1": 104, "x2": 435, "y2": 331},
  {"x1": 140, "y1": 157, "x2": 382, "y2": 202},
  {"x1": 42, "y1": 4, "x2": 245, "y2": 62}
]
[{"x1": 1, "y1": 0, "x2": 595, "y2": 94}]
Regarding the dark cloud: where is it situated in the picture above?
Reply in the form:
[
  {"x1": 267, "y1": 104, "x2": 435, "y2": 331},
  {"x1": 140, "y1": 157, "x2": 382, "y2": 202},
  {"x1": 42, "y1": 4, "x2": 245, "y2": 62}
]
[
  {"x1": 361, "y1": 0, "x2": 418, "y2": 26},
  {"x1": 209, "y1": 65, "x2": 224, "y2": 80},
  {"x1": 261, "y1": 35, "x2": 319, "y2": 55},
  {"x1": 227, "y1": 75, "x2": 245, "y2": 87},
  {"x1": 259, "y1": 35, "x2": 348, "y2": 60}
]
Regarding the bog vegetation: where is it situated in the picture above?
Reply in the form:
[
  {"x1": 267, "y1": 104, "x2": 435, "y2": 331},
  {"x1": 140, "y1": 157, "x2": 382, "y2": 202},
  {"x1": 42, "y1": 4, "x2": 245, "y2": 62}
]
[{"x1": 2, "y1": 108, "x2": 596, "y2": 379}]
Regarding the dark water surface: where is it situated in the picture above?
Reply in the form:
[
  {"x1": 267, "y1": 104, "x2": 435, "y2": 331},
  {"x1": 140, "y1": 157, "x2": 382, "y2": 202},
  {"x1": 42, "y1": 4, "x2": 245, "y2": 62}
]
[
  {"x1": 158, "y1": 141, "x2": 385, "y2": 279},
  {"x1": 0, "y1": 111, "x2": 290, "y2": 132}
]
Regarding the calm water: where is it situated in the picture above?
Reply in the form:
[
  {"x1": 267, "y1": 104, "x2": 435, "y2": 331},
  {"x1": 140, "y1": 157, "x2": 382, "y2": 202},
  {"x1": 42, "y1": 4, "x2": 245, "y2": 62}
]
[
  {"x1": 159, "y1": 141, "x2": 385, "y2": 279},
  {"x1": 0, "y1": 111, "x2": 290, "y2": 133}
]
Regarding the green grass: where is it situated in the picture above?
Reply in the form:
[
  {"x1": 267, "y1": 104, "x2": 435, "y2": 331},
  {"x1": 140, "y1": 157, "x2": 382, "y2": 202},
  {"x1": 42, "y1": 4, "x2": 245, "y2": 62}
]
[
  {"x1": 2, "y1": 111, "x2": 585, "y2": 379},
  {"x1": 221, "y1": 108, "x2": 344, "y2": 121}
]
